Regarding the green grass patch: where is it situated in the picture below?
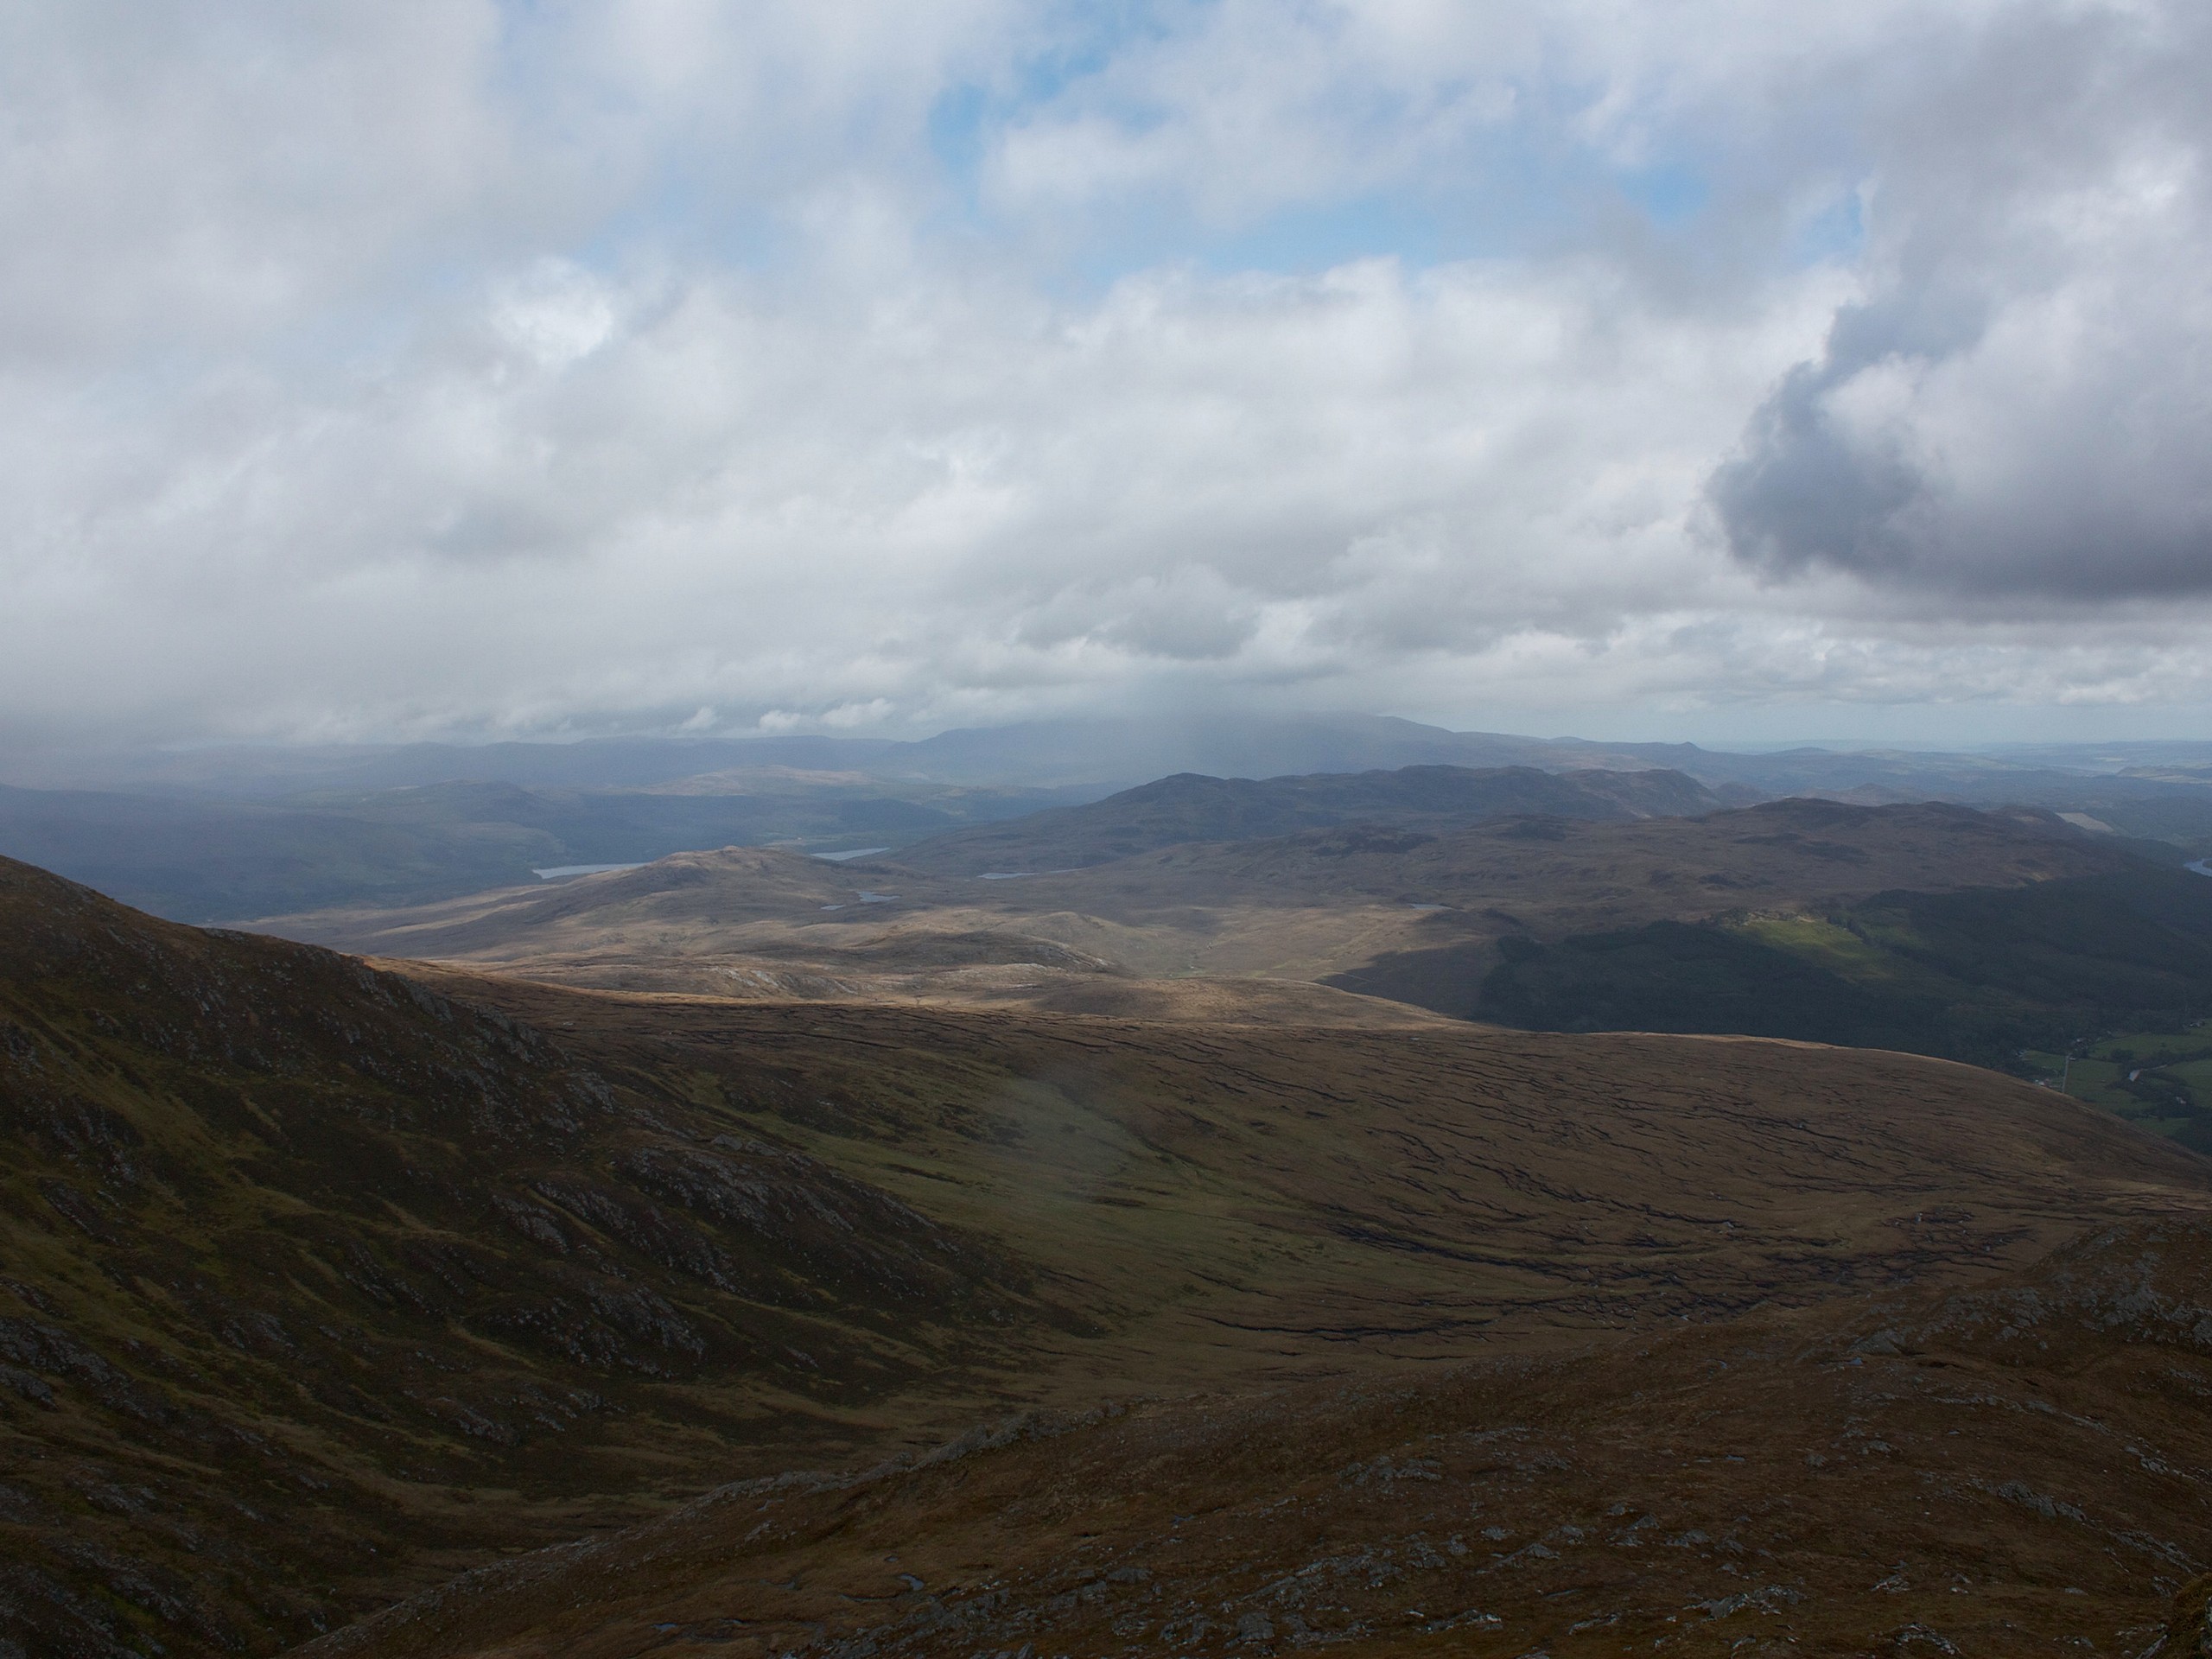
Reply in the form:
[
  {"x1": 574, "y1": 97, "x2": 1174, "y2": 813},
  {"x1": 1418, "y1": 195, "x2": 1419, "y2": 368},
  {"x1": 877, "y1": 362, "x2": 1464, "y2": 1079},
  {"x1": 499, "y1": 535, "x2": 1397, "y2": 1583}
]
[{"x1": 2018, "y1": 1021, "x2": 2212, "y2": 1152}]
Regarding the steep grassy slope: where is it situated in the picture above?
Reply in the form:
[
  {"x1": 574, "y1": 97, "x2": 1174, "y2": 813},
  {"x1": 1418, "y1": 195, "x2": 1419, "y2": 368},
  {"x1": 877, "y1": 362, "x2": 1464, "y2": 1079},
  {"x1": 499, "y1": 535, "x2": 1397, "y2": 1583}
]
[
  {"x1": 0, "y1": 858, "x2": 1052, "y2": 1656},
  {"x1": 885, "y1": 765, "x2": 1724, "y2": 876},
  {"x1": 302, "y1": 1214, "x2": 2212, "y2": 1659}
]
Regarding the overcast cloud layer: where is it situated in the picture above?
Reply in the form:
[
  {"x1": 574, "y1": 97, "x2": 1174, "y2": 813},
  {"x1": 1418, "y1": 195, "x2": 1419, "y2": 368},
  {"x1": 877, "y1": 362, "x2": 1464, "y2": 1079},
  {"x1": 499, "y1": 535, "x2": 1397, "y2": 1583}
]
[{"x1": 3, "y1": 0, "x2": 2209, "y2": 752}]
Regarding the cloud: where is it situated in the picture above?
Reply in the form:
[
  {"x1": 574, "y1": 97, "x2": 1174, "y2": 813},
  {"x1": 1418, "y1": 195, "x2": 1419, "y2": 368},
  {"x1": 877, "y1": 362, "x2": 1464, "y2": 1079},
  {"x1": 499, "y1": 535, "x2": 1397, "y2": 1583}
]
[
  {"x1": 1708, "y1": 0, "x2": 2212, "y2": 601},
  {"x1": 1, "y1": 0, "x2": 2209, "y2": 754}
]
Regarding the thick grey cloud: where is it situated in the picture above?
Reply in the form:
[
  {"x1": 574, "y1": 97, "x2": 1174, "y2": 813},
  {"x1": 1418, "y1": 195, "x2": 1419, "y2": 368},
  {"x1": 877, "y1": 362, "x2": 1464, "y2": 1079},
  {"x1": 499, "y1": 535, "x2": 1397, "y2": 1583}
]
[{"x1": 1709, "y1": 0, "x2": 2212, "y2": 601}]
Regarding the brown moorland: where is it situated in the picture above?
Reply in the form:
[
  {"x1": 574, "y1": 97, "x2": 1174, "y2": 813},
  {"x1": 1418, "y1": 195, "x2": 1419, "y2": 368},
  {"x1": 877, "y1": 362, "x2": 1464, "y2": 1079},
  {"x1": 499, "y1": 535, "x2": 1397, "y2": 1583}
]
[
  {"x1": 0, "y1": 857, "x2": 1071, "y2": 1657},
  {"x1": 296, "y1": 1213, "x2": 2212, "y2": 1659},
  {"x1": 436, "y1": 972, "x2": 2209, "y2": 1386},
  {"x1": 4, "y1": 854, "x2": 2207, "y2": 1656},
  {"x1": 257, "y1": 798, "x2": 2126, "y2": 1011}
]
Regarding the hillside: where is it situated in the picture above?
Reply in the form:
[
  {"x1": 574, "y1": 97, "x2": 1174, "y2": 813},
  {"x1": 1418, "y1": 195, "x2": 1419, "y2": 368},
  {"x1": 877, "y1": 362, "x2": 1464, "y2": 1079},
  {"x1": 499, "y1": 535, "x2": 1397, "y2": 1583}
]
[
  {"x1": 252, "y1": 795, "x2": 2212, "y2": 1118},
  {"x1": 293, "y1": 1213, "x2": 2212, "y2": 1659},
  {"x1": 1421, "y1": 863, "x2": 2212, "y2": 1077},
  {"x1": 0, "y1": 856, "x2": 1059, "y2": 1656},
  {"x1": 443, "y1": 973, "x2": 2205, "y2": 1382},
  {"x1": 264, "y1": 798, "x2": 2133, "y2": 1013},
  {"x1": 884, "y1": 764, "x2": 1725, "y2": 876},
  {"x1": 1049, "y1": 796, "x2": 2122, "y2": 925},
  {"x1": 7, "y1": 853, "x2": 2209, "y2": 1654}
]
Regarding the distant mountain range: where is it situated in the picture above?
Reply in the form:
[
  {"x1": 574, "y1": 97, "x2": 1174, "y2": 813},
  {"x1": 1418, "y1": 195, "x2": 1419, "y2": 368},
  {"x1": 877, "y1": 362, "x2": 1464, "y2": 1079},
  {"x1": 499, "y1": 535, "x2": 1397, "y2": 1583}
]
[
  {"x1": 270, "y1": 792, "x2": 2196, "y2": 1083},
  {"x1": 2, "y1": 713, "x2": 1601, "y2": 794},
  {"x1": 7, "y1": 712, "x2": 2212, "y2": 921},
  {"x1": 0, "y1": 775, "x2": 1077, "y2": 922},
  {"x1": 16, "y1": 711, "x2": 2212, "y2": 795},
  {"x1": 883, "y1": 764, "x2": 1727, "y2": 876}
]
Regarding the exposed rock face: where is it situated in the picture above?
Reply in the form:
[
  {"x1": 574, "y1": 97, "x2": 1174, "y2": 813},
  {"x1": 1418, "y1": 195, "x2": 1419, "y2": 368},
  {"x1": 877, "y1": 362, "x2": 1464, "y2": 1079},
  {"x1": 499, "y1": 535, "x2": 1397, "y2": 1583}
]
[{"x1": 2147, "y1": 1573, "x2": 2212, "y2": 1657}]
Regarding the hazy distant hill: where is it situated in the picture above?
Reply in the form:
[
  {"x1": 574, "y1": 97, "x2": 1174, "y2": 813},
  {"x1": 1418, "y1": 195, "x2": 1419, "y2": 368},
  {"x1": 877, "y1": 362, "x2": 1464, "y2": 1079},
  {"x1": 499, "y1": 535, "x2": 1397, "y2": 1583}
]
[
  {"x1": 19, "y1": 713, "x2": 2212, "y2": 803},
  {"x1": 1020, "y1": 796, "x2": 2127, "y2": 939},
  {"x1": 12, "y1": 717, "x2": 2212, "y2": 923},
  {"x1": 885, "y1": 764, "x2": 1727, "y2": 875},
  {"x1": 0, "y1": 775, "x2": 1073, "y2": 922},
  {"x1": 46, "y1": 733, "x2": 2163, "y2": 929},
  {"x1": 0, "y1": 714, "x2": 1633, "y2": 794}
]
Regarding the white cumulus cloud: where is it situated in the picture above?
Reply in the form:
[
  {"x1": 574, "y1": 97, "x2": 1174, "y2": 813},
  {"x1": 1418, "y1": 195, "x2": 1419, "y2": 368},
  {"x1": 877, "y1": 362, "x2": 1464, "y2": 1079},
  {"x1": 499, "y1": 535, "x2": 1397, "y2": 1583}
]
[{"x1": 0, "y1": 0, "x2": 2209, "y2": 753}]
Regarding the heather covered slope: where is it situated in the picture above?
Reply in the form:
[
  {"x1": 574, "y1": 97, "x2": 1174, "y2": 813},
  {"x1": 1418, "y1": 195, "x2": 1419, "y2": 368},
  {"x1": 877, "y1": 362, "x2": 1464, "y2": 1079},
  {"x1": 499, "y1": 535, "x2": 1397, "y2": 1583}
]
[
  {"x1": 437, "y1": 972, "x2": 2212, "y2": 1391},
  {"x1": 0, "y1": 857, "x2": 1052, "y2": 1656},
  {"x1": 296, "y1": 1214, "x2": 2212, "y2": 1659}
]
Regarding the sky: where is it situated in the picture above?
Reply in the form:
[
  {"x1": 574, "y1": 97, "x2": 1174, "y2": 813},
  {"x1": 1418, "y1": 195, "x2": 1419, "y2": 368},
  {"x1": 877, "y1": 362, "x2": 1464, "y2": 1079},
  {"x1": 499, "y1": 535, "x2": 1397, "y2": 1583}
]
[{"x1": 3, "y1": 0, "x2": 2209, "y2": 754}]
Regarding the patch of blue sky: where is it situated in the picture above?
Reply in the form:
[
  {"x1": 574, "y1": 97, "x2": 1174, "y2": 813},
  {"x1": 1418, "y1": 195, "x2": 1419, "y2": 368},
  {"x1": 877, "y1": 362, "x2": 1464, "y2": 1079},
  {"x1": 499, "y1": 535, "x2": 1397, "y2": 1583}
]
[
  {"x1": 1023, "y1": 147, "x2": 1719, "y2": 292},
  {"x1": 928, "y1": 80, "x2": 994, "y2": 209},
  {"x1": 486, "y1": 0, "x2": 555, "y2": 97},
  {"x1": 1618, "y1": 163, "x2": 1708, "y2": 228},
  {"x1": 931, "y1": 0, "x2": 1178, "y2": 166},
  {"x1": 1197, "y1": 194, "x2": 1452, "y2": 276},
  {"x1": 579, "y1": 168, "x2": 787, "y2": 274},
  {"x1": 1009, "y1": 0, "x2": 1179, "y2": 104},
  {"x1": 1791, "y1": 188, "x2": 1867, "y2": 267},
  {"x1": 922, "y1": 57, "x2": 1757, "y2": 294},
  {"x1": 1001, "y1": 193, "x2": 1440, "y2": 298}
]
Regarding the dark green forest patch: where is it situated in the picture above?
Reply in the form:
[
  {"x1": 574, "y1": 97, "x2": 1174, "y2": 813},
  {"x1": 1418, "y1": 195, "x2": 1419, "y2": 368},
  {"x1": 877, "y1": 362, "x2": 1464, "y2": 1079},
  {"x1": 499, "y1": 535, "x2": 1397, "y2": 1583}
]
[{"x1": 1355, "y1": 868, "x2": 2212, "y2": 1095}]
